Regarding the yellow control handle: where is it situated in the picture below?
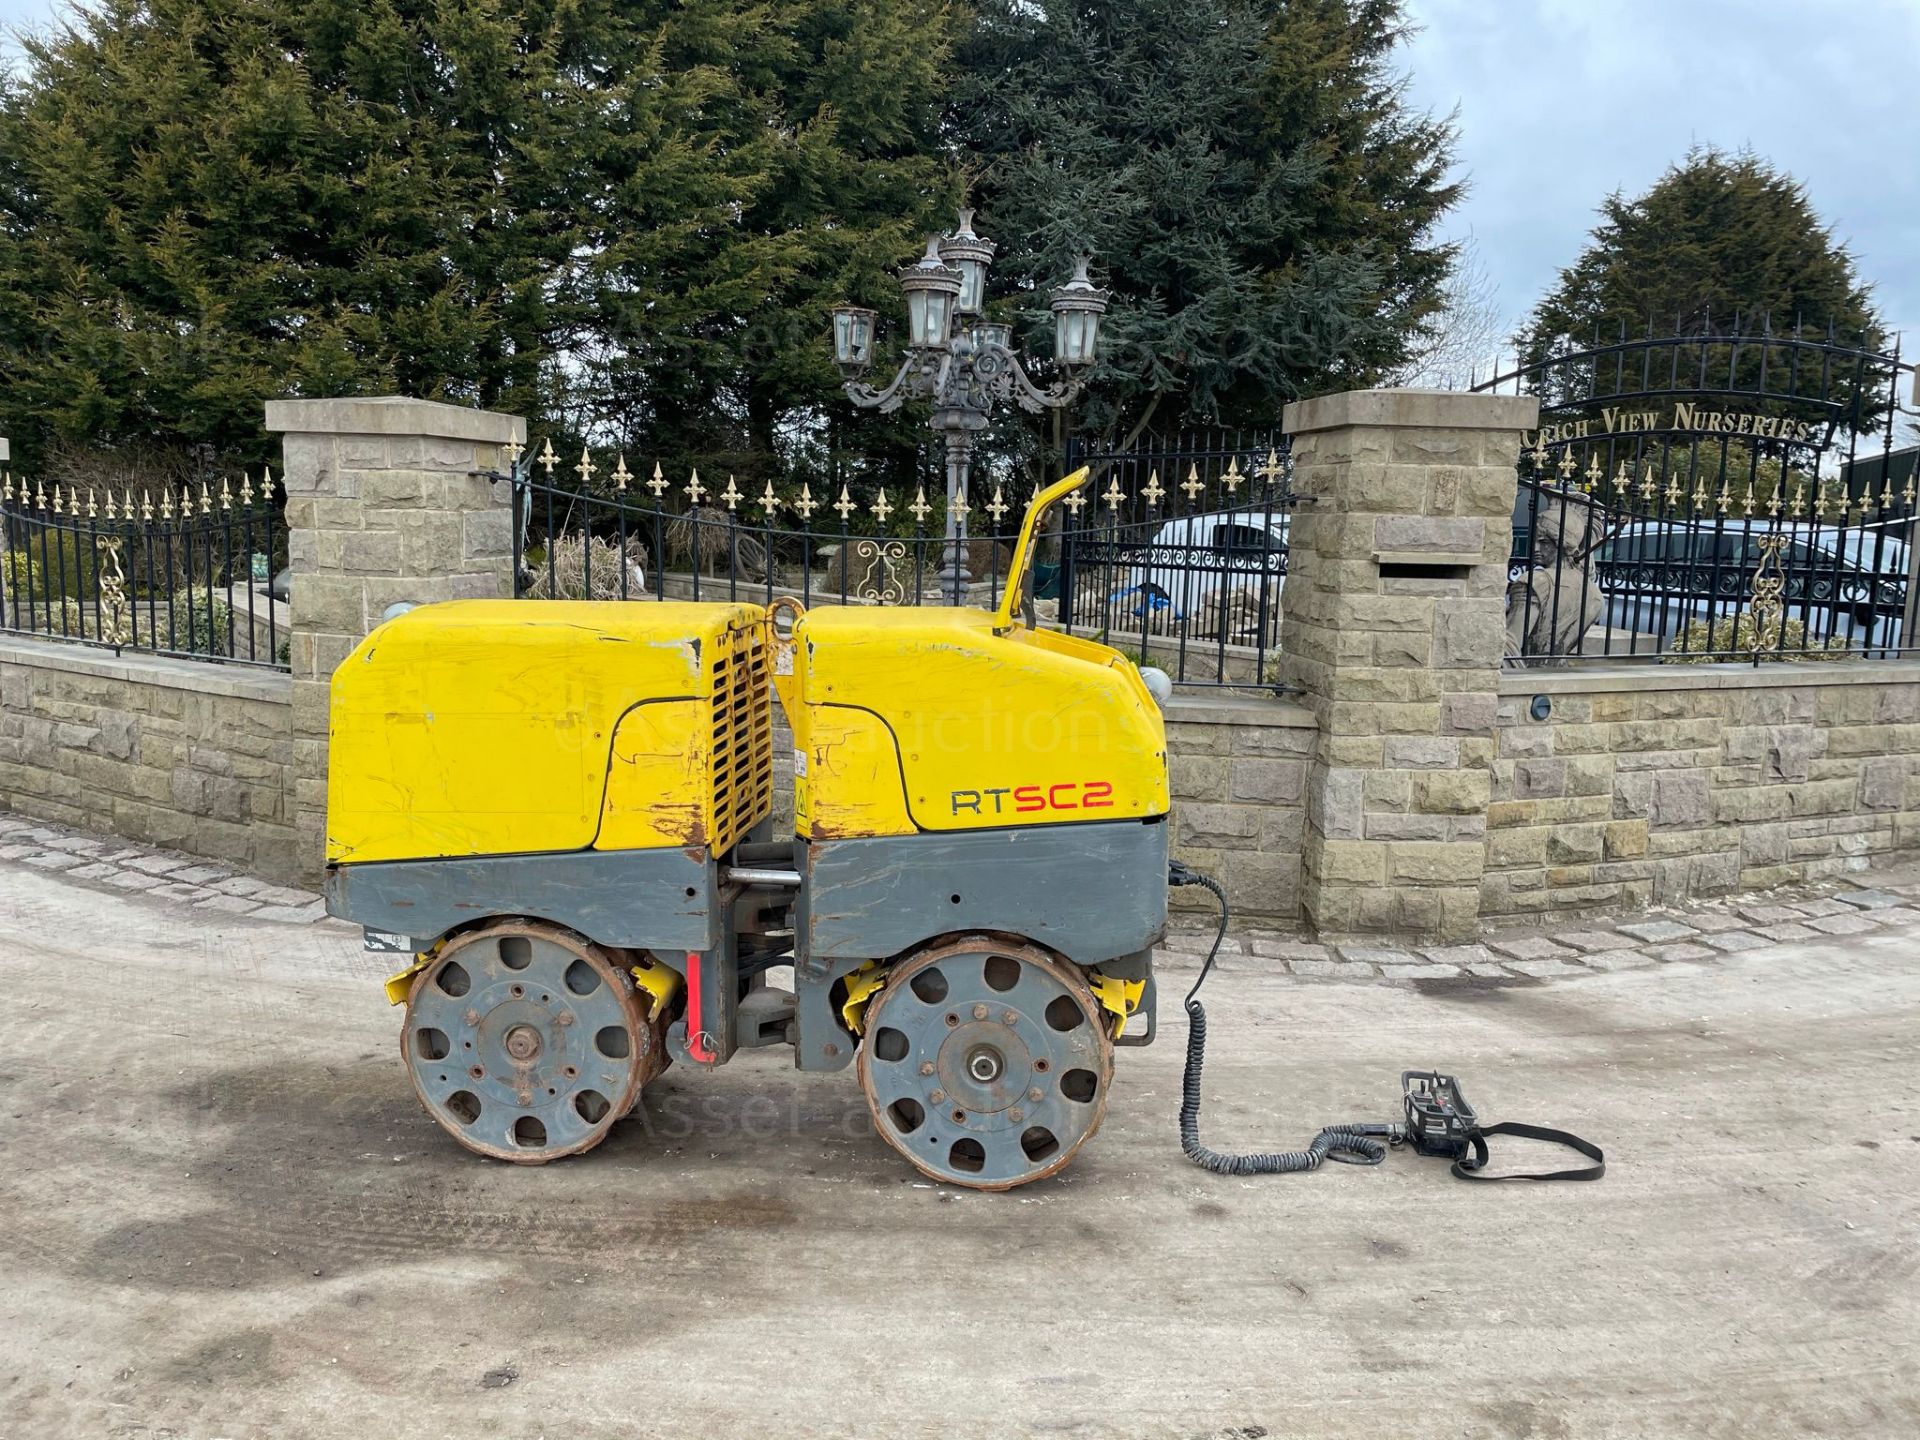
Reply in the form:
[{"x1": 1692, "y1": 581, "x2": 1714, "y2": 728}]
[{"x1": 993, "y1": 466, "x2": 1092, "y2": 634}]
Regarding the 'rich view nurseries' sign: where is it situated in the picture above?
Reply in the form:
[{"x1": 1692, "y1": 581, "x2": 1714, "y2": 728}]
[{"x1": 1535, "y1": 404, "x2": 1822, "y2": 448}]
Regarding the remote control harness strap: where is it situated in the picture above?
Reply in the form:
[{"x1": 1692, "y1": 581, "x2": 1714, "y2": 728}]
[{"x1": 1452, "y1": 1120, "x2": 1606, "y2": 1183}]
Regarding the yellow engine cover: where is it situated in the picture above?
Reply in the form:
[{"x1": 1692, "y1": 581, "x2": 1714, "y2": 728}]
[
  {"x1": 327, "y1": 599, "x2": 772, "y2": 865},
  {"x1": 785, "y1": 605, "x2": 1167, "y2": 840}
]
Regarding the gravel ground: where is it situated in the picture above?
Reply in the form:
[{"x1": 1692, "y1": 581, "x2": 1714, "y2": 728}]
[{"x1": 1, "y1": 847, "x2": 1917, "y2": 1438}]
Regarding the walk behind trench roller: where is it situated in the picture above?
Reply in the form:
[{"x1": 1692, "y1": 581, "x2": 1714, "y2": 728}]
[
  {"x1": 328, "y1": 467, "x2": 1605, "y2": 1191},
  {"x1": 327, "y1": 470, "x2": 1169, "y2": 1188}
]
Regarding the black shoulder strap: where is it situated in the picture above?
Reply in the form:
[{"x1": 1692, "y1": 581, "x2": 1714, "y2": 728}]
[{"x1": 1452, "y1": 1121, "x2": 1605, "y2": 1182}]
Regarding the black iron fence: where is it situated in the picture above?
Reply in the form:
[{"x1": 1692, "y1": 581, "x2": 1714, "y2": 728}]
[
  {"x1": 502, "y1": 441, "x2": 1032, "y2": 610},
  {"x1": 500, "y1": 431, "x2": 1294, "y2": 688},
  {"x1": 0, "y1": 471, "x2": 288, "y2": 668},
  {"x1": 1479, "y1": 322, "x2": 1920, "y2": 664},
  {"x1": 1057, "y1": 431, "x2": 1293, "y2": 687}
]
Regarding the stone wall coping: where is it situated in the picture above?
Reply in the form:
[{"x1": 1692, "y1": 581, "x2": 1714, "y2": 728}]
[
  {"x1": 1501, "y1": 658, "x2": 1920, "y2": 696},
  {"x1": 1164, "y1": 691, "x2": 1316, "y2": 728},
  {"x1": 1283, "y1": 387, "x2": 1539, "y2": 436},
  {"x1": 264, "y1": 396, "x2": 526, "y2": 446},
  {"x1": 0, "y1": 633, "x2": 293, "y2": 703}
]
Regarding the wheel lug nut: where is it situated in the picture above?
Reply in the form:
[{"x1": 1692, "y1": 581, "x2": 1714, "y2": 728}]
[
  {"x1": 517, "y1": 1090, "x2": 533, "y2": 1105},
  {"x1": 1028, "y1": 1087, "x2": 1043, "y2": 1102},
  {"x1": 556, "y1": 1011, "x2": 575, "y2": 1027},
  {"x1": 919, "y1": 1062, "x2": 936, "y2": 1076},
  {"x1": 972, "y1": 1004, "x2": 989, "y2": 1021},
  {"x1": 464, "y1": 1008, "x2": 481, "y2": 1026},
  {"x1": 929, "y1": 1089, "x2": 945, "y2": 1104},
  {"x1": 1010, "y1": 1108, "x2": 1024, "y2": 1124},
  {"x1": 1002, "y1": 1010, "x2": 1018, "y2": 1026}
]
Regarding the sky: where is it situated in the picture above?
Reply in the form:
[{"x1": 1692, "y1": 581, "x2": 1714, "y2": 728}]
[
  {"x1": 1399, "y1": 0, "x2": 1920, "y2": 356},
  {"x1": 1, "y1": 0, "x2": 1915, "y2": 352}
]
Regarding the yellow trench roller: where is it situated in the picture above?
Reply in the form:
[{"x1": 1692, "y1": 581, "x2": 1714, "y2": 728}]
[{"x1": 326, "y1": 469, "x2": 1172, "y2": 1188}]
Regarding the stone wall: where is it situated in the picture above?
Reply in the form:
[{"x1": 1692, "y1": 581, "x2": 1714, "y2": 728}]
[
  {"x1": 1164, "y1": 693, "x2": 1311, "y2": 922},
  {"x1": 1484, "y1": 661, "x2": 1920, "y2": 918},
  {"x1": 0, "y1": 634, "x2": 296, "y2": 874}
]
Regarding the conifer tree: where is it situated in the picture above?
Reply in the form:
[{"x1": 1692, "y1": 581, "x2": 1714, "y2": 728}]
[
  {"x1": 0, "y1": 0, "x2": 955, "y2": 476},
  {"x1": 954, "y1": 0, "x2": 1460, "y2": 446},
  {"x1": 1524, "y1": 147, "x2": 1884, "y2": 358}
]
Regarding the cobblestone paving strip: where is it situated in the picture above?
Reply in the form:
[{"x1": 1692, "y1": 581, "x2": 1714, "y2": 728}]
[
  {"x1": 0, "y1": 815, "x2": 327, "y2": 925},
  {"x1": 1162, "y1": 861, "x2": 1920, "y2": 986}
]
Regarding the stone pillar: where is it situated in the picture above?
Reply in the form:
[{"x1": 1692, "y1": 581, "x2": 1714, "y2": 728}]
[
  {"x1": 265, "y1": 397, "x2": 525, "y2": 880},
  {"x1": 1280, "y1": 389, "x2": 1538, "y2": 940},
  {"x1": 0, "y1": 438, "x2": 10, "y2": 464}
]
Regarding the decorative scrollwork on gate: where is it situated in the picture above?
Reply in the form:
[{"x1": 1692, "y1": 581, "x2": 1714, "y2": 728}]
[
  {"x1": 1744, "y1": 531, "x2": 1789, "y2": 657},
  {"x1": 849, "y1": 538, "x2": 910, "y2": 604},
  {"x1": 96, "y1": 539, "x2": 131, "y2": 646}
]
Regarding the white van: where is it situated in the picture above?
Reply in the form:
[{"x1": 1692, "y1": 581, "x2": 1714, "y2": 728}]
[{"x1": 1060, "y1": 508, "x2": 1288, "y2": 645}]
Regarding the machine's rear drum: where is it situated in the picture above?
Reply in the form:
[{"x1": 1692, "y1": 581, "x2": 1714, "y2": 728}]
[
  {"x1": 402, "y1": 921, "x2": 667, "y2": 1164},
  {"x1": 857, "y1": 937, "x2": 1114, "y2": 1189}
]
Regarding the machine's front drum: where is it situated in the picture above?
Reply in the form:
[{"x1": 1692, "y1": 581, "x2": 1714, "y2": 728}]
[{"x1": 857, "y1": 935, "x2": 1114, "y2": 1190}]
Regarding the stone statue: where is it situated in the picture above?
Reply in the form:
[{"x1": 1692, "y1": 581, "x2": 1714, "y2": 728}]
[{"x1": 1506, "y1": 483, "x2": 1616, "y2": 662}]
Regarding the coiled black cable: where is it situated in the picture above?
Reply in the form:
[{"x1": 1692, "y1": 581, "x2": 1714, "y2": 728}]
[{"x1": 1172, "y1": 862, "x2": 1388, "y2": 1175}]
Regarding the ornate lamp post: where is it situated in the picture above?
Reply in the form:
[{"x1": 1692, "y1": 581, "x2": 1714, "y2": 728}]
[{"x1": 830, "y1": 210, "x2": 1108, "y2": 603}]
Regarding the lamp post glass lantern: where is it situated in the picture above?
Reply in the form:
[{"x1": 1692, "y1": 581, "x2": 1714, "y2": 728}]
[
  {"x1": 1051, "y1": 257, "x2": 1106, "y2": 368},
  {"x1": 939, "y1": 208, "x2": 996, "y2": 316},
  {"x1": 831, "y1": 306, "x2": 876, "y2": 369},
  {"x1": 831, "y1": 210, "x2": 1108, "y2": 603}
]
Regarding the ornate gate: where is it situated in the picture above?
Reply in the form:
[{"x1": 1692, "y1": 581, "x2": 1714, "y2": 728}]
[{"x1": 1476, "y1": 319, "x2": 1919, "y2": 664}]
